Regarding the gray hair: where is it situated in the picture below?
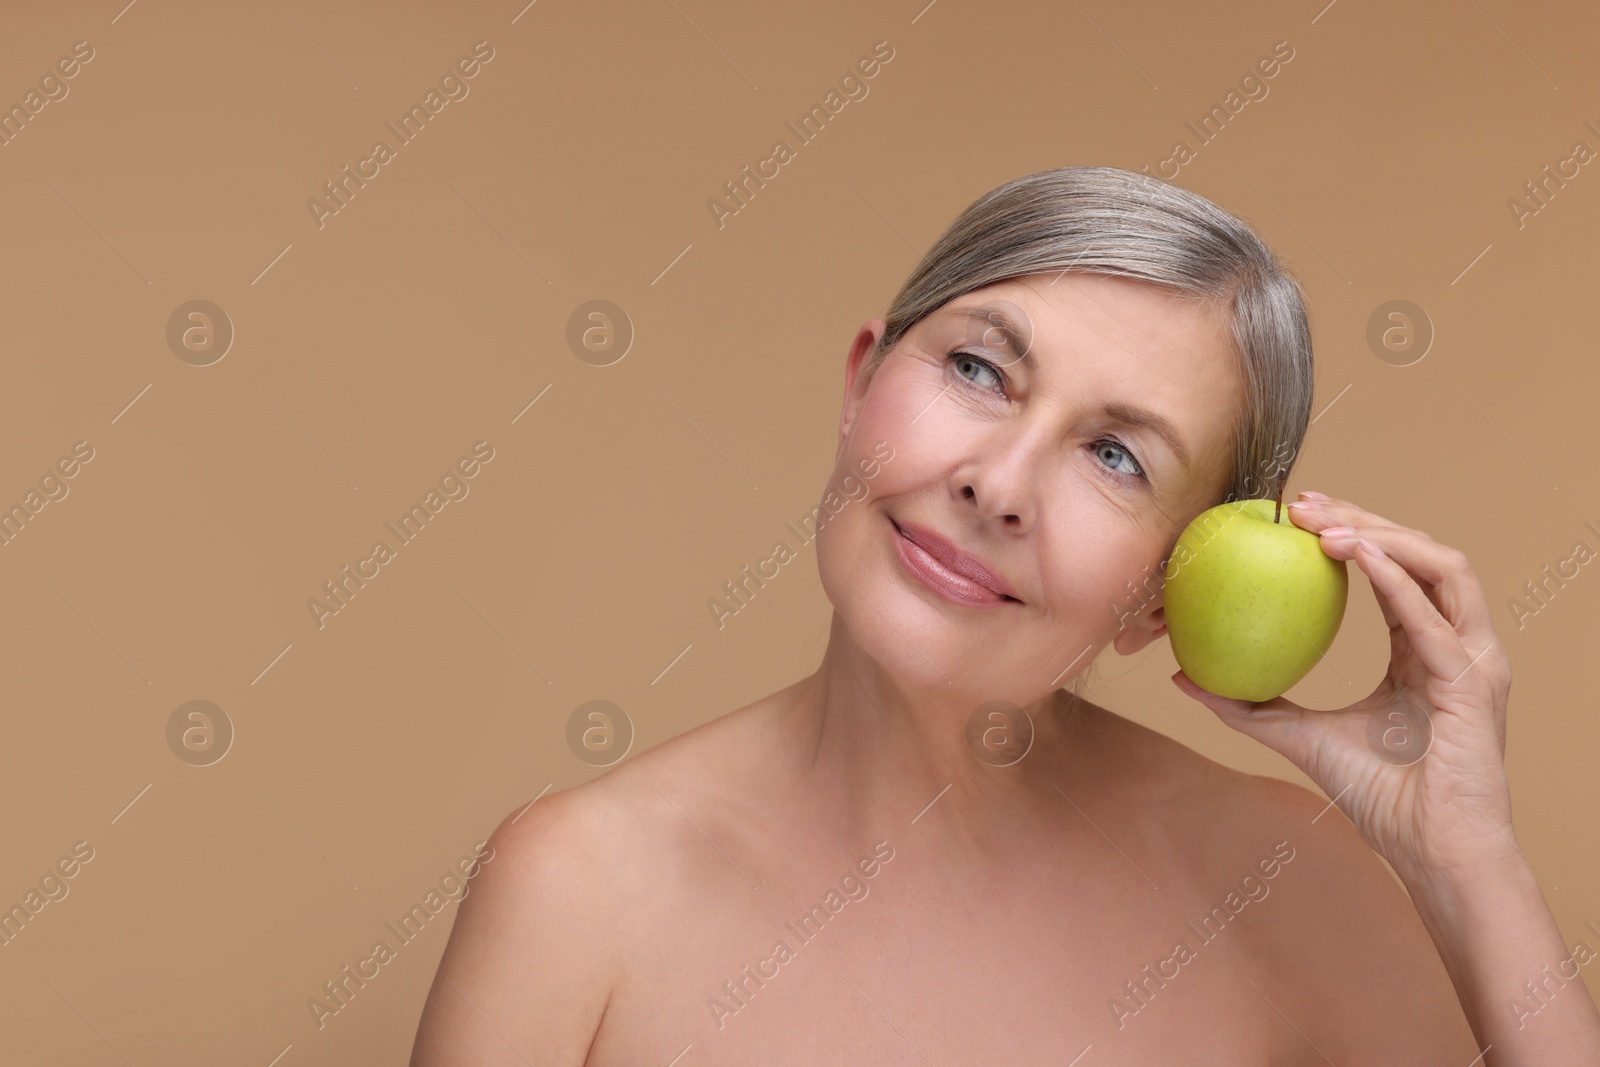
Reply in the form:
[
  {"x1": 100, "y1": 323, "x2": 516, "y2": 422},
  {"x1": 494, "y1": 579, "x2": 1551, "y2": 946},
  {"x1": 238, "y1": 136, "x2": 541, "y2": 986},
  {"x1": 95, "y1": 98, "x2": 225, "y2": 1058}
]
[{"x1": 869, "y1": 165, "x2": 1317, "y2": 699}]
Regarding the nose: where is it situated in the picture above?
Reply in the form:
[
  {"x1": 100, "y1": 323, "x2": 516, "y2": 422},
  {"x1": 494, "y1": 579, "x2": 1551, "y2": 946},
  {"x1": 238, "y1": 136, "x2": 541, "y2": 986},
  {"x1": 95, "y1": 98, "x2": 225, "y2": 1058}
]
[{"x1": 954, "y1": 425, "x2": 1042, "y2": 533}]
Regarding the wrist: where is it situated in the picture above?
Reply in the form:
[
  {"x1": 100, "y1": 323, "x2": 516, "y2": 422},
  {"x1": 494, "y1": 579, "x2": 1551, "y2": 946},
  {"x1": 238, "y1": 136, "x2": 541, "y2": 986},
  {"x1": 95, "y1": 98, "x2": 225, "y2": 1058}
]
[
  {"x1": 1391, "y1": 847, "x2": 1600, "y2": 1057},
  {"x1": 1398, "y1": 846, "x2": 1541, "y2": 935},
  {"x1": 1390, "y1": 820, "x2": 1525, "y2": 888}
]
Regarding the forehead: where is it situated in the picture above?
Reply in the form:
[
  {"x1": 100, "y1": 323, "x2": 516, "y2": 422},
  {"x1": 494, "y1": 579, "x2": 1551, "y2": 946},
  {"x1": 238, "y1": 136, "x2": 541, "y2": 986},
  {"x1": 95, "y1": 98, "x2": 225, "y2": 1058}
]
[{"x1": 942, "y1": 274, "x2": 1233, "y2": 362}]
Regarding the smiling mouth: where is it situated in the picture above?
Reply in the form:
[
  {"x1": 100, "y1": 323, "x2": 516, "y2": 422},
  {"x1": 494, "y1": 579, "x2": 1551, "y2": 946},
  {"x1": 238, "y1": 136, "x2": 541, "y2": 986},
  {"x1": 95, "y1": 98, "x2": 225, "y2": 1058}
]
[{"x1": 889, "y1": 518, "x2": 1021, "y2": 607}]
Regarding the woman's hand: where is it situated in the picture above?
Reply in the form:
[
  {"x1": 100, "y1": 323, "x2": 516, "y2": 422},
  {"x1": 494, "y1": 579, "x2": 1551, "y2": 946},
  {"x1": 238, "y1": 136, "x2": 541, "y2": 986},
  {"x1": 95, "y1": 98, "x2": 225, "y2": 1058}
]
[{"x1": 1170, "y1": 490, "x2": 1520, "y2": 889}]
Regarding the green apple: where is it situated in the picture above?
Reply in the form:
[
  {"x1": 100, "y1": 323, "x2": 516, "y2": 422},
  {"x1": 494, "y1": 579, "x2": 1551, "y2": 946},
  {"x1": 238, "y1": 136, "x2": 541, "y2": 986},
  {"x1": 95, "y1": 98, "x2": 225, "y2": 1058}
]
[{"x1": 1161, "y1": 498, "x2": 1348, "y2": 702}]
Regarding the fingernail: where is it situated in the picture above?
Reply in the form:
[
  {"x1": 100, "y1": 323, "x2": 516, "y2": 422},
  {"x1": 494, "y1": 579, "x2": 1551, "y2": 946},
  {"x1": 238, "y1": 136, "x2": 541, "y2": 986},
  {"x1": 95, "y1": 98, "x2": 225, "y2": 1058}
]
[
  {"x1": 1357, "y1": 538, "x2": 1386, "y2": 558},
  {"x1": 1319, "y1": 526, "x2": 1357, "y2": 538},
  {"x1": 1286, "y1": 500, "x2": 1319, "y2": 510},
  {"x1": 1299, "y1": 490, "x2": 1331, "y2": 501}
]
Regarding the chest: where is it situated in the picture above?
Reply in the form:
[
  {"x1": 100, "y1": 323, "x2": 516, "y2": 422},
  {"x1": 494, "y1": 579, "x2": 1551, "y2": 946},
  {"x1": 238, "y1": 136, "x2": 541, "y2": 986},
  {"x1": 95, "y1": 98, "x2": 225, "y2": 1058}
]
[{"x1": 584, "y1": 837, "x2": 1307, "y2": 1066}]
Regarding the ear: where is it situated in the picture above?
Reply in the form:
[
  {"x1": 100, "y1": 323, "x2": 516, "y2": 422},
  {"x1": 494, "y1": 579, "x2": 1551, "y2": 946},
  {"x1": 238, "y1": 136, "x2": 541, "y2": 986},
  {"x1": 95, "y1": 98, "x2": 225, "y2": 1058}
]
[
  {"x1": 1112, "y1": 602, "x2": 1168, "y2": 657},
  {"x1": 838, "y1": 318, "x2": 887, "y2": 456}
]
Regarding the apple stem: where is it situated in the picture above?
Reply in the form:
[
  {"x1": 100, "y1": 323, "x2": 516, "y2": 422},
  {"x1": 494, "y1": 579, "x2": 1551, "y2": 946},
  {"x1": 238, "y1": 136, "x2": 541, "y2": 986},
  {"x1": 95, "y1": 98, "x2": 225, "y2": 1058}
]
[{"x1": 1273, "y1": 482, "x2": 1285, "y2": 524}]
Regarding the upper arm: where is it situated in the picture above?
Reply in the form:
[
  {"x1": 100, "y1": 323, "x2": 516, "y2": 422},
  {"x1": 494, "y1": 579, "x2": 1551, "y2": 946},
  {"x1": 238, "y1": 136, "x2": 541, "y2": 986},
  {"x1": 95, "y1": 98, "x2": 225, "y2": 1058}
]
[
  {"x1": 1244, "y1": 777, "x2": 1481, "y2": 1063},
  {"x1": 410, "y1": 791, "x2": 624, "y2": 1067}
]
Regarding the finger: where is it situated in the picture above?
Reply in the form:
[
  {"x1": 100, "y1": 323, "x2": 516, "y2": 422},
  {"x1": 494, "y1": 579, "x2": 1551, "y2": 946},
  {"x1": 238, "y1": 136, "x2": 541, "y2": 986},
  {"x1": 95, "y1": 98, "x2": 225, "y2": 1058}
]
[
  {"x1": 1285, "y1": 494, "x2": 1410, "y2": 537},
  {"x1": 1283, "y1": 501, "x2": 1407, "y2": 632},
  {"x1": 1312, "y1": 525, "x2": 1439, "y2": 623},
  {"x1": 1319, "y1": 525, "x2": 1501, "y2": 660},
  {"x1": 1170, "y1": 670, "x2": 1317, "y2": 767},
  {"x1": 1314, "y1": 525, "x2": 1425, "y2": 630},
  {"x1": 1285, "y1": 496, "x2": 1507, "y2": 684},
  {"x1": 1360, "y1": 552, "x2": 1404, "y2": 633},
  {"x1": 1348, "y1": 538, "x2": 1477, "y2": 683}
]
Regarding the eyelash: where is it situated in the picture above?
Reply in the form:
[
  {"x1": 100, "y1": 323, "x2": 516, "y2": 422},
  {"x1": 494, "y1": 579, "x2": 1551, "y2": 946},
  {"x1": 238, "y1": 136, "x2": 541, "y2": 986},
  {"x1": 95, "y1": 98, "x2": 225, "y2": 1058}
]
[{"x1": 945, "y1": 349, "x2": 1149, "y2": 485}]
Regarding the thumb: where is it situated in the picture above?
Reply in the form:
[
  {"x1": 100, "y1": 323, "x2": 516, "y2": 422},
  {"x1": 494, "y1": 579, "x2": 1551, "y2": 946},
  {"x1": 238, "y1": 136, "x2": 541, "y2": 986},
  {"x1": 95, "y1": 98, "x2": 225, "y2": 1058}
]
[{"x1": 1170, "y1": 670, "x2": 1315, "y2": 766}]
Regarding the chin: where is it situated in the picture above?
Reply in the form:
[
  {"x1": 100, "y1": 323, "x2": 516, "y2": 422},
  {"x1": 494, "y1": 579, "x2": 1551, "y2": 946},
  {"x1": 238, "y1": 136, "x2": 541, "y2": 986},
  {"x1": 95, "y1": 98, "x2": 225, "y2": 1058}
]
[{"x1": 819, "y1": 565, "x2": 978, "y2": 701}]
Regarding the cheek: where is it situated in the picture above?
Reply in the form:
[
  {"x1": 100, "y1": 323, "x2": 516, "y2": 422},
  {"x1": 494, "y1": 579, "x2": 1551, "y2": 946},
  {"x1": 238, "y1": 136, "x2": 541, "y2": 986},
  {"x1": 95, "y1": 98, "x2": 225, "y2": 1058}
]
[
  {"x1": 853, "y1": 363, "x2": 935, "y2": 435},
  {"x1": 815, "y1": 387, "x2": 935, "y2": 589},
  {"x1": 847, "y1": 365, "x2": 977, "y2": 485},
  {"x1": 1033, "y1": 512, "x2": 1168, "y2": 626},
  {"x1": 830, "y1": 414, "x2": 962, "y2": 531}
]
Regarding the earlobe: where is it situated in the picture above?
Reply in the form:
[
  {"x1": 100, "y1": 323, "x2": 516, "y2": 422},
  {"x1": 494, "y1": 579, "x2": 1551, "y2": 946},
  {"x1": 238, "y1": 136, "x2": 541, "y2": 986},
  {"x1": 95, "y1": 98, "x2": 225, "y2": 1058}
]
[{"x1": 1112, "y1": 605, "x2": 1167, "y2": 656}]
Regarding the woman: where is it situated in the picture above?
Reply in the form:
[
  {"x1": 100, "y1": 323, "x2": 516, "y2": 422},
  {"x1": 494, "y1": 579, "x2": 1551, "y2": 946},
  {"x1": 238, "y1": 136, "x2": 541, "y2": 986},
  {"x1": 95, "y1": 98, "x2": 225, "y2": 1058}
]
[{"x1": 411, "y1": 166, "x2": 1600, "y2": 1064}]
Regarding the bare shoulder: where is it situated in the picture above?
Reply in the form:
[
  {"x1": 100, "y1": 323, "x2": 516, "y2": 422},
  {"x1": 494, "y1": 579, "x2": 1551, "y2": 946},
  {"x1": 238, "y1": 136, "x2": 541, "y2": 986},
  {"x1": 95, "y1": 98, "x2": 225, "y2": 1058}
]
[
  {"x1": 1085, "y1": 701, "x2": 1477, "y2": 1060},
  {"x1": 410, "y1": 696, "x2": 778, "y2": 1065},
  {"x1": 1226, "y1": 773, "x2": 1479, "y2": 1060},
  {"x1": 408, "y1": 776, "x2": 631, "y2": 1065}
]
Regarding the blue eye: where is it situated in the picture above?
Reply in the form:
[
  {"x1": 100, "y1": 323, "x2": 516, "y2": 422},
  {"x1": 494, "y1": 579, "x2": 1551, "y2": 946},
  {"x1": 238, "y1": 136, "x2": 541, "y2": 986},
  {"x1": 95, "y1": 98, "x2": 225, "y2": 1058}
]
[
  {"x1": 1094, "y1": 438, "x2": 1147, "y2": 483},
  {"x1": 949, "y1": 350, "x2": 1005, "y2": 392}
]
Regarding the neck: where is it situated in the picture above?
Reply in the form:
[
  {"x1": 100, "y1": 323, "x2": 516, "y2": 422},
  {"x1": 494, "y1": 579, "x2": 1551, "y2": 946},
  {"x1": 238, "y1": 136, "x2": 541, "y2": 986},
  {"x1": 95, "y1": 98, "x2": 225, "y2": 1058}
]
[{"x1": 783, "y1": 611, "x2": 1096, "y2": 851}]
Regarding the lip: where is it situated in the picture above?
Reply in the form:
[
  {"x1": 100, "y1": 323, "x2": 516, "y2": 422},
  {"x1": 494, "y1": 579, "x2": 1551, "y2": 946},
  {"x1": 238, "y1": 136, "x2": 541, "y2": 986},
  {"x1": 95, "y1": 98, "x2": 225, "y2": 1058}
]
[{"x1": 890, "y1": 517, "x2": 1020, "y2": 606}]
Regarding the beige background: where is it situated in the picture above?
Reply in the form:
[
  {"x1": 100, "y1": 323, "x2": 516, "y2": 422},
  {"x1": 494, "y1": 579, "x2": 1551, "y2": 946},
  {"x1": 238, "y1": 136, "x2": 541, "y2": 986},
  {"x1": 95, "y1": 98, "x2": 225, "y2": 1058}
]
[{"x1": 2, "y1": 0, "x2": 1597, "y2": 1062}]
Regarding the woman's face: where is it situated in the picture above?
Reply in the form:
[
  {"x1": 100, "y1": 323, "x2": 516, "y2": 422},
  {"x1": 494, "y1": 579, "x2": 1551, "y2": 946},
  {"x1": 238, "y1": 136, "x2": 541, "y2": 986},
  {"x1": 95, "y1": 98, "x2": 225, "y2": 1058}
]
[{"x1": 815, "y1": 272, "x2": 1246, "y2": 704}]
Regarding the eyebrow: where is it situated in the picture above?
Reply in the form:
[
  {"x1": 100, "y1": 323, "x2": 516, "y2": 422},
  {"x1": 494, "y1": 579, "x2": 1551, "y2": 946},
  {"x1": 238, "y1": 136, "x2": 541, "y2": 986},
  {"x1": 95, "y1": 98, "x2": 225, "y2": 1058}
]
[
  {"x1": 1103, "y1": 401, "x2": 1193, "y2": 472},
  {"x1": 950, "y1": 304, "x2": 1194, "y2": 473},
  {"x1": 954, "y1": 305, "x2": 1034, "y2": 365}
]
